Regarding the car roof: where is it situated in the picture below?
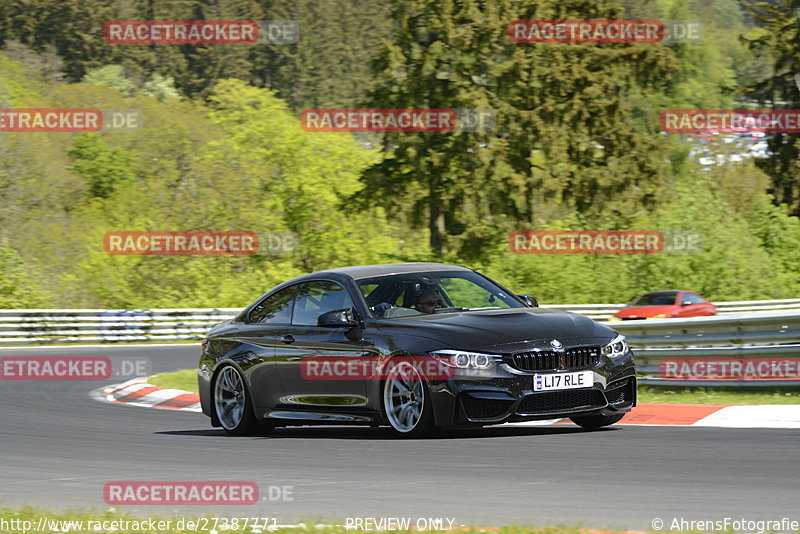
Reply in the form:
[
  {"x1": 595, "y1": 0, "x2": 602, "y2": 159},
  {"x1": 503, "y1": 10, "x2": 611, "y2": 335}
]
[
  {"x1": 314, "y1": 262, "x2": 473, "y2": 280},
  {"x1": 642, "y1": 290, "x2": 683, "y2": 295}
]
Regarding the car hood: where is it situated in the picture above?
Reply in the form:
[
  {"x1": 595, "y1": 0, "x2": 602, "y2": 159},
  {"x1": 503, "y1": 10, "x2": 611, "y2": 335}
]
[
  {"x1": 614, "y1": 305, "x2": 676, "y2": 318},
  {"x1": 378, "y1": 308, "x2": 617, "y2": 353}
]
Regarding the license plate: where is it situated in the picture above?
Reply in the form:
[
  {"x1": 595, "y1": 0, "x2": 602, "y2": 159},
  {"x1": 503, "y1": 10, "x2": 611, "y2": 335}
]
[{"x1": 533, "y1": 371, "x2": 593, "y2": 392}]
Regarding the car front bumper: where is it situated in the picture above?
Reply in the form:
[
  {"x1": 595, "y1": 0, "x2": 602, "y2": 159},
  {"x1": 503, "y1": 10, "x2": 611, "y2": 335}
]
[{"x1": 426, "y1": 351, "x2": 636, "y2": 426}]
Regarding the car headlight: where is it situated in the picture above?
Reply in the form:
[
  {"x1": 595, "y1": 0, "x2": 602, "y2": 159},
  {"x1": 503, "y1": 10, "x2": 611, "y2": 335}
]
[
  {"x1": 600, "y1": 335, "x2": 628, "y2": 358},
  {"x1": 429, "y1": 350, "x2": 498, "y2": 370},
  {"x1": 646, "y1": 314, "x2": 668, "y2": 319}
]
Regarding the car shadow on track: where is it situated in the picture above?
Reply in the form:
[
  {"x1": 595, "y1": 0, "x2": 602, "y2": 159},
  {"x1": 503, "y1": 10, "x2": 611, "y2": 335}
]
[{"x1": 156, "y1": 425, "x2": 618, "y2": 440}]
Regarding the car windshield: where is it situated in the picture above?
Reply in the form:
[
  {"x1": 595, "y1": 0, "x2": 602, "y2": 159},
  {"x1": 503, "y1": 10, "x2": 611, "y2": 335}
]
[
  {"x1": 630, "y1": 292, "x2": 679, "y2": 306},
  {"x1": 356, "y1": 270, "x2": 524, "y2": 318}
]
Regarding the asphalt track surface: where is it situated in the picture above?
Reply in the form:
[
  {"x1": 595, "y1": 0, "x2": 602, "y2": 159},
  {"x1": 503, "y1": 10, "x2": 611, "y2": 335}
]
[{"x1": 1, "y1": 345, "x2": 798, "y2": 530}]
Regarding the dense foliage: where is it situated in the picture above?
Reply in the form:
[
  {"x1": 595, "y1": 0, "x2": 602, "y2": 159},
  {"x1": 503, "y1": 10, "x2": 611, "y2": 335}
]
[{"x1": 0, "y1": 0, "x2": 798, "y2": 308}]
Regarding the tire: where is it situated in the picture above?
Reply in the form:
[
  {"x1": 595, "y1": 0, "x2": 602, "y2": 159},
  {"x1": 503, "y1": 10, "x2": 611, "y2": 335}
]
[
  {"x1": 213, "y1": 365, "x2": 263, "y2": 435},
  {"x1": 382, "y1": 359, "x2": 435, "y2": 439},
  {"x1": 569, "y1": 413, "x2": 625, "y2": 429}
]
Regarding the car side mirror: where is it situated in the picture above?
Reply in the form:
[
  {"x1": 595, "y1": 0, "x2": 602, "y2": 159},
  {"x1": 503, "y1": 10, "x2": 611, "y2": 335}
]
[
  {"x1": 318, "y1": 308, "x2": 359, "y2": 327},
  {"x1": 681, "y1": 301, "x2": 691, "y2": 306},
  {"x1": 518, "y1": 294, "x2": 539, "y2": 307}
]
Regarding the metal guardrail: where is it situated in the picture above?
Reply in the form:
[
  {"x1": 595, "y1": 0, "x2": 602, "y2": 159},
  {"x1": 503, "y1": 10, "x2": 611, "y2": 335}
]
[
  {"x1": 540, "y1": 298, "x2": 800, "y2": 320},
  {"x1": 0, "y1": 302, "x2": 798, "y2": 386},
  {"x1": 610, "y1": 311, "x2": 800, "y2": 387},
  {"x1": 0, "y1": 308, "x2": 240, "y2": 344}
]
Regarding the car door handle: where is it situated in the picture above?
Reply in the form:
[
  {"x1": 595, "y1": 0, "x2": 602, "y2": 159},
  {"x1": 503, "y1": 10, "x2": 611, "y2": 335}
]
[{"x1": 279, "y1": 335, "x2": 295, "y2": 344}]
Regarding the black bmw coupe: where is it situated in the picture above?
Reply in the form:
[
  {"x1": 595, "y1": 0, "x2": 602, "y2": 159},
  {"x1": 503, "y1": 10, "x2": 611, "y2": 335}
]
[{"x1": 198, "y1": 263, "x2": 636, "y2": 437}]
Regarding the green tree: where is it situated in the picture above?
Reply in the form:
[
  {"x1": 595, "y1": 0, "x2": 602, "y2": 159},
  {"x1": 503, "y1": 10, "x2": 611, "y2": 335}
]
[
  {"x1": 658, "y1": 0, "x2": 738, "y2": 108},
  {"x1": 0, "y1": 240, "x2": 51, "y2": 308},
  {"x1": 68, "y1": 134, "x2": 136, "y2": 199},
  {"x1": 0, "y1": 0, "x2": 124, "y2": 81},
  {"x1": 745, "y1": 193, "x2": 800, "y2": 294},
  {"x1": 59, "y1": 79, "x2": 425, "y2": 308},
  {"x1": 203, "y1": 79, "x2": 419, "y2": 271},
  {"x1": 743, "y1": 0, "x2": 800, "y2": 215},
  {"x1": 142, "y1": 73, "x2": 179, "y2": 100},
  {"x1": 365, "y1": 0, "x2": 680, "y2": 260},
  {"x1": 484, "y1": 169, "x2": 798, "y2": 303},
  {"x1": 0, "y1": 0, "x2": 264, "y2": 97},
  {"x1": 251, "y1": 0, "x2": 394, "y2": 110},
  {"x1": 82, "y1": 65, "x2": 135, "y2": 96}
]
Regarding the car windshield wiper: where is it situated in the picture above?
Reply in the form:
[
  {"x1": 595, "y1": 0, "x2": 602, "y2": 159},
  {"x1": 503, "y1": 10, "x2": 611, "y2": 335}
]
[{"x1": 432, "y1": 306, "x2": 505, "y2": 313}]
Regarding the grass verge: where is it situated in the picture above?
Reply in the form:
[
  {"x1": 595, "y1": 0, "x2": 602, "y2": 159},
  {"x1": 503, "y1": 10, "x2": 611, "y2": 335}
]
[
  {"x1": 636, "y1": 386, "x2": 800, "y2": 405},
  {"x1": 147, "y1": 369, "x2": 198, "y2": 392}
]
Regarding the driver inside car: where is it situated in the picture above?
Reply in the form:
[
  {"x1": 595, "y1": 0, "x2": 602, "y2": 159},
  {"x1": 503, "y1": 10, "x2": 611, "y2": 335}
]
[{"x1": 414, "y1": 290, "x2": 444, "y2": 314}]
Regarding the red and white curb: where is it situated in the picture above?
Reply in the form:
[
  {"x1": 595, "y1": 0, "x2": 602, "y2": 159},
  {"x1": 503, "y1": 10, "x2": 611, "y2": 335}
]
[
  {"x1": 95, "y1": 377, "x2": 800, "y2": 428},
  {"x1": 93, "y1": 376, "x2": 202, "y2": 412},
  {"x1": 508, "y1": 402, "x2": 800, "y2": 428}
]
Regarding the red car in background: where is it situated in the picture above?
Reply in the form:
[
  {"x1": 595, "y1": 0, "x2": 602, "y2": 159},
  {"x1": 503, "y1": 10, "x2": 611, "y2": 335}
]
[{"x1": 611, "y1": 290, "x2": 717, "y2": 320}]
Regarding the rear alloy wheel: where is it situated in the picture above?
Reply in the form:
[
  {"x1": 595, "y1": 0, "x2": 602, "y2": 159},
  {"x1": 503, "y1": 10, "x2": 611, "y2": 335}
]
[
  {"x1": 382, "y1": 360, "x2": 434, "y2": 438},
  {"x1": 569, "y1": 413, "x2": 625, "y2": 430},
  {"x1": 213, "y1": 365, "x2": 261, "y2": 435}
]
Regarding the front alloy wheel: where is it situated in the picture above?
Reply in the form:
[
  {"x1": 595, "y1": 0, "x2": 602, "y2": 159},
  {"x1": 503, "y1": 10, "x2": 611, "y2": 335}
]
[
  {"x1": 382, "y1": 360, "x2": 435, "y2": 438},
  {"x1": 214, "y1": 365, "x2": 260, "y2": 435}
]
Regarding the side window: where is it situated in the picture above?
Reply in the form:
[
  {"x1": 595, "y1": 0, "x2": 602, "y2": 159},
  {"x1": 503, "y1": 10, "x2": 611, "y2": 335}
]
[
  {"x1": 684, "y1": 293, "x2": 706, "y2": 304},
  {"x1": 359, "y1": 284, "x2": 379, "y2": 299},
  {"x1": 292, "y1": 281, "x2": 355, "y2": 326},
  {"x1": 248, "y1": 286, "x2": 295, "y2": 324}
]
